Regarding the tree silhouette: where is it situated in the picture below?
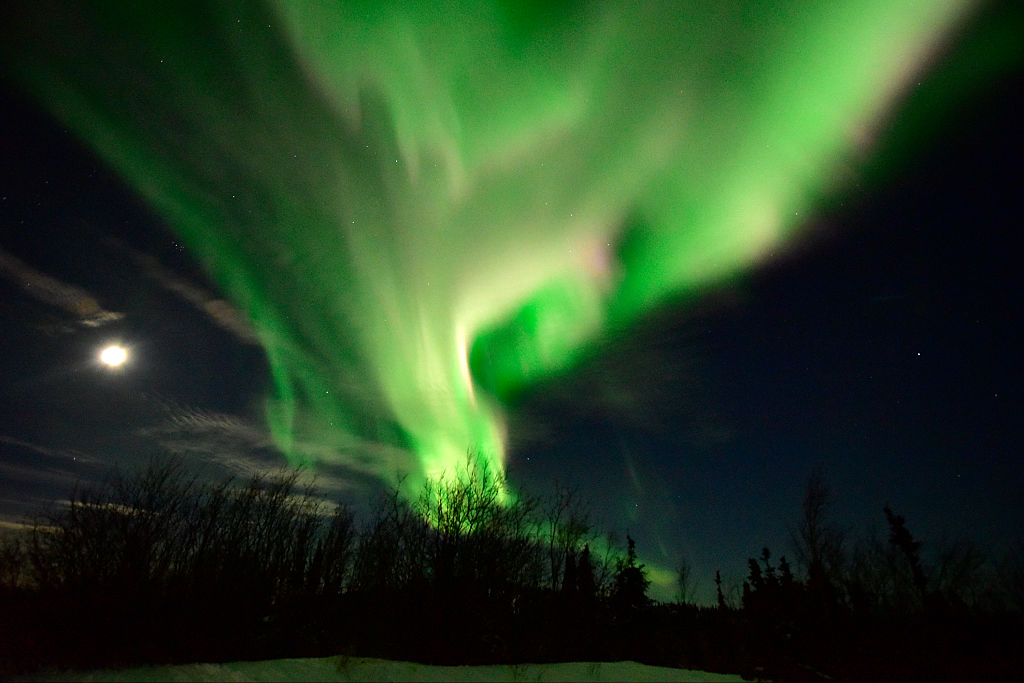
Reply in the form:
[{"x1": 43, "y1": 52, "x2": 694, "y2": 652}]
[
  {"x1": 792, "y1": 468, "x2": 845, "y2": 610},
  {"x1": 577, "y1": 544, "x2": 596, "y2": 601},
  {"x1": 613, "y1": 535, "x2": 649, "y2": 609},
  {"x1": 885, "y1": 505, "x2": 927, "y2": 603},
  {"x1": 676, "y1": 557, "x2": 696, "y2": 604}
]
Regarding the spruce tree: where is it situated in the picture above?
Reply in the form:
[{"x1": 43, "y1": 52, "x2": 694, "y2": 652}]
[{"x1": 613, "y1": 535, "x2": 650, "y2": 609}]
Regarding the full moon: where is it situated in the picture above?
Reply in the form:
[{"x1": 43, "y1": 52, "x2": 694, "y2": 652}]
[{"x1": 99, "y1": 345, "x2": 128, "y2": 367}]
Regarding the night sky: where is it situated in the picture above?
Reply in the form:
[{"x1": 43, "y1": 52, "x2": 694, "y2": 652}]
[{"x1": 1, "y1": 1, "x2": 1022, "y2": 602}]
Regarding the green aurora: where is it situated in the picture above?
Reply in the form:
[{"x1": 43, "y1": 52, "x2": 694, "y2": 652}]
[{"x1": 2, "y1": 1, "x2": 981, "y2": 494}]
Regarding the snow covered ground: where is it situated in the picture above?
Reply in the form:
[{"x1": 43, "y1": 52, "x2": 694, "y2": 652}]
[{"x1": 22, "y1": 656, "x2": 745, "y2": 681}]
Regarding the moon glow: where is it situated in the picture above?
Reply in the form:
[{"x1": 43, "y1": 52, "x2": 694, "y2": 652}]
[{"x1": 99, "y1": 345, "x2": 128, "y2": 367}]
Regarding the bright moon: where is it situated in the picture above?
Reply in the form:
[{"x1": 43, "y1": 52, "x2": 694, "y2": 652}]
[{"x1": 99, "y1": 345, "x2": 128, "y2": 367}]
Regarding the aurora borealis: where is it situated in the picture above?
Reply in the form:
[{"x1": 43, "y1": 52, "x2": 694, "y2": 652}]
[
  {"x1": 2, "y1": 0, "x2": 979, "y2": 492},
  {"x1": 5, "y1": 0, "x2": 1024, "y2": 609}
]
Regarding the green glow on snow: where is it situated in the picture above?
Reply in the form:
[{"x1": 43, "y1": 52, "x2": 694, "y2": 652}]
[{"x1": 3, "y1": 0, "x2": 975, "y2": 492}]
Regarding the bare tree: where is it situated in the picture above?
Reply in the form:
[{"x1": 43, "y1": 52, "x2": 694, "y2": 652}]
[
  {"x1": 999, "y1": 539, "x2": 1024, "y2": 614},
  {"x1": 929, "y1": 535, "x2": 986, "y2": 607},
  {"x1": 542, "y1": 482, "x2": 590, "y2": 592},
  {"x1": 0, "y1": 531, "x2": 27, "y2": 589},
  {"x1": 676, "y1": 557, "x2": 697, "y2": 604},
  {"x1": 308, "y1": 504, "x2": 356, "y2": 595},
  {"x1": 791, "y1": 467, "x2": 846, "y2": 595}
]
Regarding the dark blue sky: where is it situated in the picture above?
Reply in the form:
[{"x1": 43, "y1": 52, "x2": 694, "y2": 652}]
[{"x1": 1, "y1": 3, "x2": 1021, "y2": 603}]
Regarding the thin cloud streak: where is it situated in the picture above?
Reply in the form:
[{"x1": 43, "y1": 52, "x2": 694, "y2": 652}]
[
  {"x1": 108, "y1": 237, "x2": 260, "y2": 344},
  {"x1": 0, "y1": 247, "x2": 122, "y2": 327}
]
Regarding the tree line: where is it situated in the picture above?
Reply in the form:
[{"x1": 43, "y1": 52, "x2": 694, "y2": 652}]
[
  {"x1": 0, "y1": 456, "x2": 652, "y2": 675},
  {"x1": 0, "y1": 459, "x2": 1021, "y2": 680},
  {"x1": 693, "y1": 469, "x2": 1023, "y2": 680}
]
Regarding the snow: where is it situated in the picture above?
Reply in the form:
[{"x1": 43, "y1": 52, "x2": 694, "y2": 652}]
[{"x1": 22, "y1": 656, "x2": 745, "y2": 682}]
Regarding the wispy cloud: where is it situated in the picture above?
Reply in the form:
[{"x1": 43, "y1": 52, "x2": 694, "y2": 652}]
[
  {"x1": 0, "y1": 434, "x2": 106, "y2": 523},
  {"x1": 0, "y1": 247, "x2": 122, "y2": 326},
  {"x1": 0, "y1": 519, "x2": 40, "y2": 532},
  {"x1": 0, "y1": 434, "x2": 100, "y2": 470},
  {"x1": 138, "y1": 402, "x2": 391, "y2": 504},
  {"x1": 107, "y1": 238, "x2": 260, "y2": 344}
]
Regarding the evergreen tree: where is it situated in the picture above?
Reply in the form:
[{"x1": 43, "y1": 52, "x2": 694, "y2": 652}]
[
  {"x1": 577, "y1": 544, "x2": 595, "y2": 601},
  {"x1": 885, "y1": 505, "x2": 928, "y2": 602},
  {"x1": 760, "y1": 547, "x2": 776, "y2": 584},
  {"x1": 778, "y1": 555, "x2": 794, "y2": 590},
  {"x1": 613, "y1": 535, "x2": 650, "y2": 609},
  {"x1": 562, "y1": 548, "x2": 578, "y2": 596}
]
